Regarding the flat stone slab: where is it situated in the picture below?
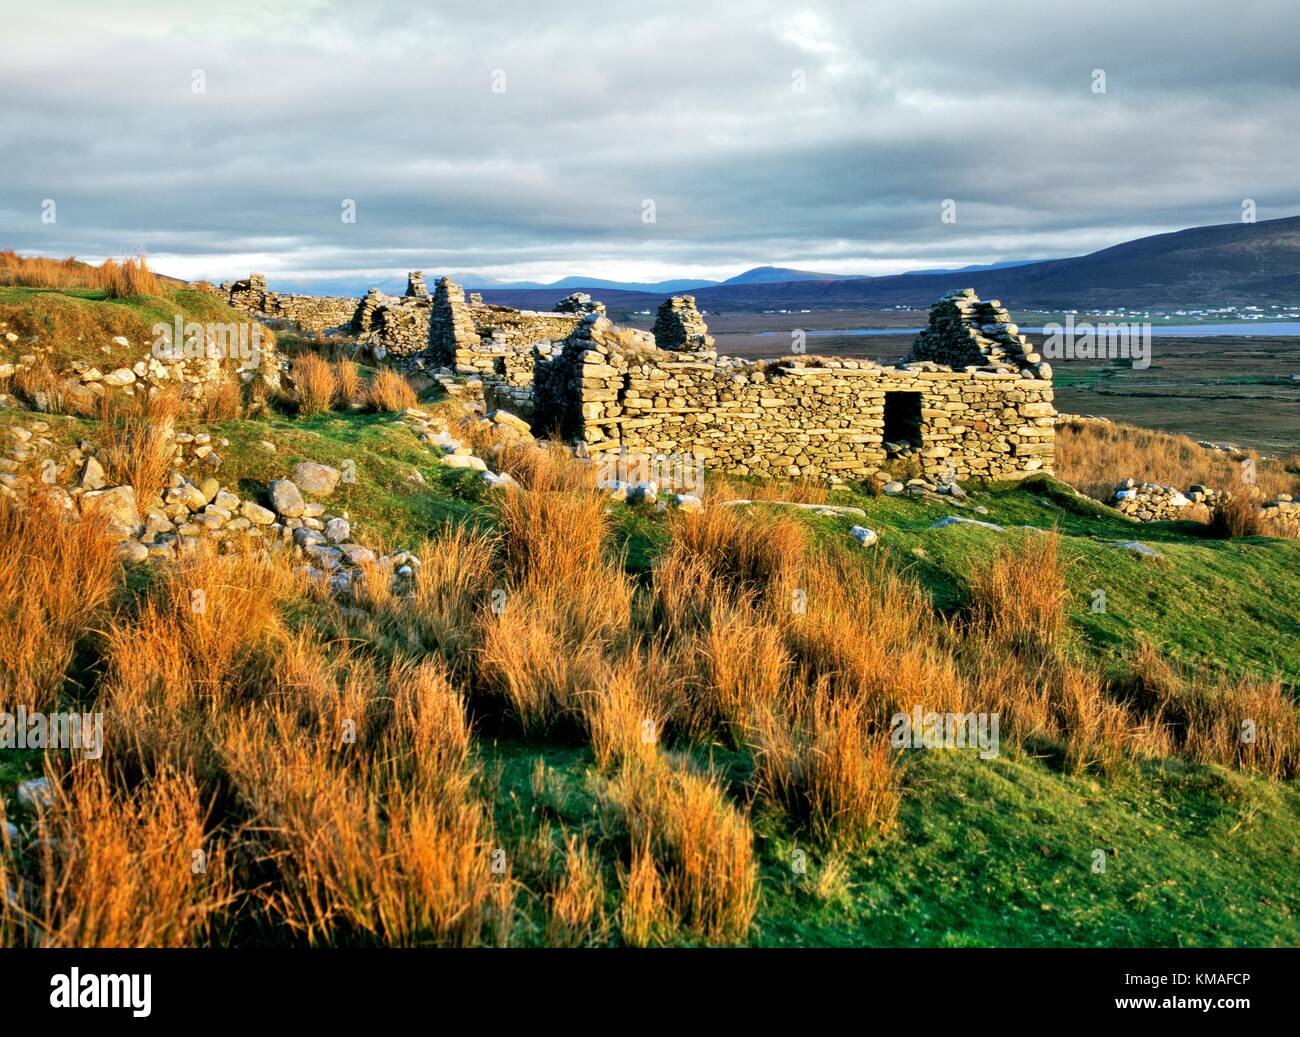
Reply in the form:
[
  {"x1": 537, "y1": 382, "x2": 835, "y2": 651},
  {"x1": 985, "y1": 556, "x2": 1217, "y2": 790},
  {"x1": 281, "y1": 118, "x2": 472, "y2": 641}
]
[
  {"x1": 1103, "y1": 540, "x2": 1164, "y2": 558},
  {"x1": 930, "y1": 515, "x2": 1006, "y2": 532},
  {"x1": 720, "y1": 499, "x2": 867, "y2": 518}
]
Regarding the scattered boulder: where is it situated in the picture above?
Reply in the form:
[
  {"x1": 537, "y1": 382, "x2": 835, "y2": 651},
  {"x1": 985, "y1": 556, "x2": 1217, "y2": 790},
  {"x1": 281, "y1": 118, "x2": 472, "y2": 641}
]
[
  {"x1": 489, "y1": 409, "x2": 533, "y2": 438},
  {"x1": 849, "y1": 525, "x2": 878, "y2": 547},
  {"x1": 324, "y1": 517, "x2": 351, "y2": 543},
  {"x1": 80, "y1": 485, "x2": 141, "y2": 537},
  {"x1": 292, "y1": 462, "x2": 341, "y2": 497},
  {"x1": 482, "y1": 470, "x2": 516, "y2": 490},
  {"x1": 114, "y1": 540, "x2": 150, "y2": 565},
  {"x1": 77, "y1": 456, "x2": 106, "y2": 491},
  {"x1": 337, "y1": 543, "x2": 375, "y2": 566},
  {"x1": 930, "y1": 515, "x2": 1006, "y2": 532},
  {"x1": 1104, "y1": 540, "x2": 1164, "y2": 559},
  {"x1": 16, "y1": 777, "x2": 53, "y2": 810},
  {"x1": 269, "y1": 479, "x2": 305, "y2": 518},
  {"x1": 441, "y1": 453, "x2": 488, "y2": 471}
]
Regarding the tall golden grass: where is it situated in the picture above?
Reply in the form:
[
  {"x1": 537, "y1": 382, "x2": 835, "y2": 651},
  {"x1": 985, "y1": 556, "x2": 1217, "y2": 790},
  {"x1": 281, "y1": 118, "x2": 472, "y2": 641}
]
[
  {"x1": 3, "y1": 445, "x2": 1296, "y2": 949},
  {"x1": 290, "y1": 353, "x2": 336, "y2": 416},
  {"x1": 0, "y1": 765, "x2": 229, "y2": 948},
  {"x1": 332, "y1": 359, "x2": 362, "y2": 408},
  {"x1": 967, "y1": 531, "x2": 1069, "y2": 655},
  {"x1": 603, "y1": 759, "x2": 758, "y2": 944},
  {"x1": 0, "y1": 250, "x2": 163, "y2": 299},
  {"x1": 367, "y1": 368, "x2": 418, "y2": 412},
  {"x1": 1055, "y1": 417, "x2": 1299, "y2": 501},
  {"x1": 98, "y1": 389, "x2": 181, "y2": 506},
  {"x1": 0, "y1": 498, "x2": 120, "y2": 712},
  {"x1": 751, "y1": 680, "x2": 899, "y2": 848},
  {"x1": 1113, "y1": 643, "x2": 1299, "y2": 779},
  {"x1": 1209, "y1": 494, "x2": 1264, "y2": 538}
]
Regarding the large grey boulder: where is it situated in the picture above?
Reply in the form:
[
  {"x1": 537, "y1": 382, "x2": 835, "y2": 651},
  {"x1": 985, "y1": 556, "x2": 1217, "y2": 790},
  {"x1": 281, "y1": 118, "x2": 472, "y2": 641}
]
[
  {"x1": 269, "y1": 479, "x2": 305, "y2": 518},
  {"x1": 292, "y1": 462, "x2": 341, "y2": 497}
]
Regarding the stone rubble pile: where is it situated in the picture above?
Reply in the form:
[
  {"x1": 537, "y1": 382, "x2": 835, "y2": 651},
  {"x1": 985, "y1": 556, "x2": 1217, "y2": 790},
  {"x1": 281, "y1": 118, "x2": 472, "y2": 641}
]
[
  {"x1": 1108, "y1": 479, "x2": 1219, "y2": 521},
  {"x1": 1107, "y1": 478, "x2": 1298, "y2": 535},
  {"x1": 0, "y1": 324, "x2": 280, "y2": 414},
  {"x1": 219, "y1": 274, "x2": 357, "y2": 334},
  {"x1": 1261, "y1": 496, "x2": 1300, "y2": 536},
  {"x1": 910, "y1": 288, "x2": 1051, "y2": 380},
  {"x1": 554, "y1": 292, "x2": 606, "y2": 316}
]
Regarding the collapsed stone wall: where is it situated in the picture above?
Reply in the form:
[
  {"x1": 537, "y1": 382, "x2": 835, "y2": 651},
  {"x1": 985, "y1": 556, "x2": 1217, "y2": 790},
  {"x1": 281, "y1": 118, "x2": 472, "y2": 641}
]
[
  {"x1": 910, "y1": 288, "x2": 1052, "y2": 379},
  {"x1": 352, "y1": 286, "x2": 430, "y2": 358},
  {"x1": 1107, "y1": 478, "x2": 1300, "y2": 535},
  {"x1": 217, "y1": 272, "x2": 586, "y2": 380},
  {"x1": 421, "y1": 277, "x2": 589, "y2": 417},
  {"x1": 208, "y1": 273, "x2": 1054, "y2": 483},
  {"x1": 539, "y1": 291, "x2": 1054, "y2": 482},
  {"x1": 467, "y1": 305, "x2": 583, "y2": 353},
  {"x1": 554, "y1": 292, "x2": 606, "y2": 316},
  {"x1": 220, "y1": 274, "x2": 359, "y2": 333}
]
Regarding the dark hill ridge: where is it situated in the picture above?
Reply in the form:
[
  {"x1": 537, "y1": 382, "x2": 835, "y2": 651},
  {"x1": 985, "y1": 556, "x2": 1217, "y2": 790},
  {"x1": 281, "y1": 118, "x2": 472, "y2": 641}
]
[{"x1": 478, "y1": 215, "x2": 1300, "y2": 312}]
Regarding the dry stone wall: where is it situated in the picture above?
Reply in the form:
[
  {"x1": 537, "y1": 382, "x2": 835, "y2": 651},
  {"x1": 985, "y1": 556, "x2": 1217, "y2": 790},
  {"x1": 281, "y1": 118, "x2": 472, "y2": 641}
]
[
  {"x1": 910, "y1": 288, "x2": 1052, "y2": 380},
  {"x1": 539, "y1": 292, "x2": 1054, "y2": 482},
  {"x1": 219, "y1": 274, "x2": 359, "y2": 333},
  {"x1": 554, "y1": 292, "x2": 606, "y2": 316},
  {"x1": 353, "y1": 289, "x2": 431, "y2": 357},
  {"x1": 209, "y1": 273, "x2": 1054, "y2": 483}
]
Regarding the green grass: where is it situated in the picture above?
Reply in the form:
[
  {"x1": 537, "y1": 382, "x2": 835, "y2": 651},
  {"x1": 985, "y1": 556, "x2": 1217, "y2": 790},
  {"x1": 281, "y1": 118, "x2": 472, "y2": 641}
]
[
  {"x1": 0, "y1": 284, "x2": 263, "y2": 369},
  {"x1": 478, "y1": 734, "x2": 1300, "y2": 947},
  {"x1": 754, "y1": 750, "x2": 1300, "y2": 947},
  {"x1": 3, "y1": 395, "x2": 1298, "y2": 947}
]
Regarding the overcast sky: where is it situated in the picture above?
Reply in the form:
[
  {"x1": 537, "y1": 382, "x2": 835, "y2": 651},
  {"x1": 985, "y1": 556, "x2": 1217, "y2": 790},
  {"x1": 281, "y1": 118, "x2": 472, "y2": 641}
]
[{"x1": 1, "y1": 0, "x2": 1297, "y2": 286}]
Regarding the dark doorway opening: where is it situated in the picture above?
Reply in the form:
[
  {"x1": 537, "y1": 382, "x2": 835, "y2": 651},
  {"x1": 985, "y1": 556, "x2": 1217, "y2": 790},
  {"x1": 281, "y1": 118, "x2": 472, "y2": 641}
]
[{"x1": 883, "y1": 391, "x2": 923, "y2": 449}]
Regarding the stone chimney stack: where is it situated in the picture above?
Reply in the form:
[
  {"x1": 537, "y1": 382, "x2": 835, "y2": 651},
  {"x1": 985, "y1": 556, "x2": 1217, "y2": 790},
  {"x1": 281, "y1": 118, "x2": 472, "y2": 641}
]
[
  {"x1": 652, "y1": 295, "x2": 715, "y2": 353},
  {"x1": 406, "y1": 271, "x2": 428, "y2": 298}
]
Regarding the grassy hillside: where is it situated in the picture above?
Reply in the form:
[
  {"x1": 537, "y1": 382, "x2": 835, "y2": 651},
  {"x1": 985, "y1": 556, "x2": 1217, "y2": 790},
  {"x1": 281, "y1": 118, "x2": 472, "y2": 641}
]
[
  {"x1": 0, "y1": 276, "x2": 1296, "y2": 948},
  {"x1": 0, "y1": 283, "x2": 261, "y2": 371},
  {"x1": 1, "y1": 381, "x2": 1296, "y2": 947}
]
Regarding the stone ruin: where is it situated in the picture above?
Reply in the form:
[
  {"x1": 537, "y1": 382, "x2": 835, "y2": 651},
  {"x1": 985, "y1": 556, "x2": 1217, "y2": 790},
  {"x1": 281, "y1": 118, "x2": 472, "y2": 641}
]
[
  {"x1": 652, "y1": 295, "x2": 715, "y2": 353},
  {"x1": 533, "y1": 289, "x2": 1054, "y2": 482},
  {"x1": 211, "y1": 273, "x2": 1054, "y2": 481},
  {"x1": 554, "y1": 292, "x2": 606, "y2": 316},
  {"x1": 910, "y1": 288, "x2": 1052, "y2": 379},
  {"x1": 221, "y1": 274, "x2": 358, "y2": 333}
]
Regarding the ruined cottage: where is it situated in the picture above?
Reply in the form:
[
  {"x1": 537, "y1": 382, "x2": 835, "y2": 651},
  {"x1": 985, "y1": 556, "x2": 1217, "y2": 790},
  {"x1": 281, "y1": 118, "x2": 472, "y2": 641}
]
[
  {"x1": 213, "y1": 273, "x2": 1054, "y2": 481},
  {"x1": 534, "y1": 289, "x2": 1054, "y2": 482}
]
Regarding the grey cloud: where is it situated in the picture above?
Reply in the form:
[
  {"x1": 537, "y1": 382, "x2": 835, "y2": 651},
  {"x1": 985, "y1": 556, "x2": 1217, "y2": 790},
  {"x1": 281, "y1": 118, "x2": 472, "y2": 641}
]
[{"x1": 1, "y1": 0, "x2": 1297, "y2": 283}]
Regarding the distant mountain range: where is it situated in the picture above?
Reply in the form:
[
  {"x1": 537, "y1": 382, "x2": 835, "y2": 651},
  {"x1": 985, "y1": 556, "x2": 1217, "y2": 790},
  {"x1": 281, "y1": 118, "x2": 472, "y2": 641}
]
[
  {"x1": 258, "y1": 266, "x2": 857, "y2": 298},
  {"x1": 452, "y1": 265, "x2": 861, "y2": 293},
  {"x1": 253, "y1": 215, "x2": 1300, "y2": 312},
  {"x1": 475, "y1": 216, "x2": 1300, "y2": 312}
]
